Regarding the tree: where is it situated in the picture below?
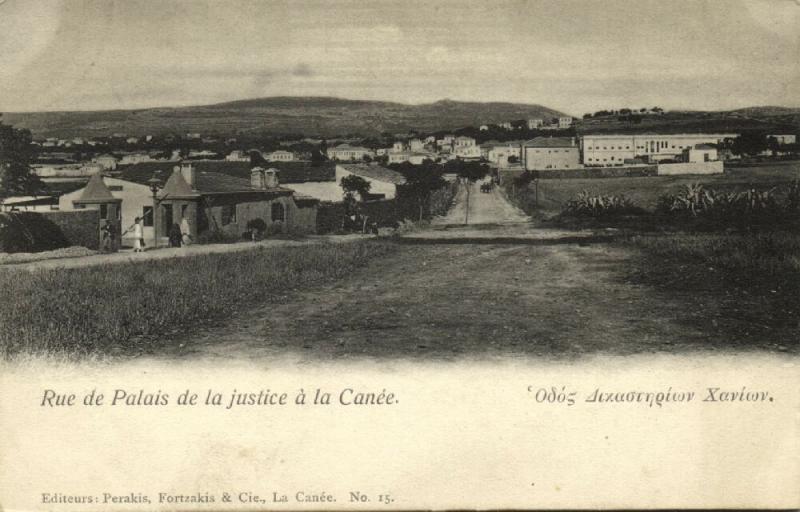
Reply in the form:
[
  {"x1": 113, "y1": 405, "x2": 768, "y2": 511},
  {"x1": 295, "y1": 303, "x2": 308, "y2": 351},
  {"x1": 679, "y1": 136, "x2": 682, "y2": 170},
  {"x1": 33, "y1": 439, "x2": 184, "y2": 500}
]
[
  {"x1": 0, "y1": 117, "x2": 42, "y2": 199},
  {"x1": 396, "y1": 166, "x2": 446, "y2": 221},
  {"x1": 731, "y1": 133, "x2": 768, "y2": 156},
  {"x1": 340, "y1": 174, "x2": 371, "y2": 201}
]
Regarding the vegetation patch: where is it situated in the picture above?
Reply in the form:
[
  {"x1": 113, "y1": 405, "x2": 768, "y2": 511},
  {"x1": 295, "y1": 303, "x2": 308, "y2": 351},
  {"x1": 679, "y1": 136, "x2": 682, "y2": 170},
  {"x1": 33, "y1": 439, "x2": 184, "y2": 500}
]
[
  {"x1": 0, "y1": 240, "x2": 394, "y2": 359},
  {"x1": 621, "y1": 231, "x2": 799, "y2": 350}
]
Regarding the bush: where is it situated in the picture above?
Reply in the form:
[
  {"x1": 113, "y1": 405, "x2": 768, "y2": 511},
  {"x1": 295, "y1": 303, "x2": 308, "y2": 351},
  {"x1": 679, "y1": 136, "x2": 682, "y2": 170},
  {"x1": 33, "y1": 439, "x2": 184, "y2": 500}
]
[
  {"x1": 563, "y1": 190, "x2": 641, "y2": 217},
  {"x1": 0, "y1": 212, "x2": 70, "y2": 253},
  {"x1": 196, "y1": 229, "x2": 241, "y2": 245}
]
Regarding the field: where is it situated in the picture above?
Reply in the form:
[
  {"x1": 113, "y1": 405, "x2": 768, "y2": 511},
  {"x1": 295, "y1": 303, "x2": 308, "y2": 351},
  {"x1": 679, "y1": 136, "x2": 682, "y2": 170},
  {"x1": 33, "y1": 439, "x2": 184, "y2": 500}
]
[
  {"x1": 0, "y1": 241, "x2": 392, "y2": 359},
  {"x1": 518, "y1": 162, "x2": 800, "y2": 213}
]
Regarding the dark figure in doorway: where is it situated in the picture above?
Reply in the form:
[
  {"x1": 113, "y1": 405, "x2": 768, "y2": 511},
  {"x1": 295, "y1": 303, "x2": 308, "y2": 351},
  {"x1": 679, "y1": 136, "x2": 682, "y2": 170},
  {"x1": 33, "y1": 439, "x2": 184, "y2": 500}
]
[{"x1": 168, "y1": 223, "x2": 183, "y2": 248}]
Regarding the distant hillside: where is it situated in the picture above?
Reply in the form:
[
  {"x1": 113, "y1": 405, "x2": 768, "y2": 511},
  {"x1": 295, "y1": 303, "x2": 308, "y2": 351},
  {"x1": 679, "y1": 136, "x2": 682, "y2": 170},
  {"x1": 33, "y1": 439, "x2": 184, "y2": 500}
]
[
  {"x1": 576, "y1": 108, "x2": 800, "y2": 135},
  {"x1": 2, "y1": 97, "x2": 565, "y2": 139}
]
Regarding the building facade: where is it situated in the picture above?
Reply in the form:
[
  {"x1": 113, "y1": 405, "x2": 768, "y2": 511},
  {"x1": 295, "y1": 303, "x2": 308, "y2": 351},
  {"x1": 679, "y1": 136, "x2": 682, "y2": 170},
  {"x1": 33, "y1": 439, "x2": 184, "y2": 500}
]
[
  {"x1": 581, "y1": 133, "x2": 737, "y2": 166},
  {"x1": 522, "y1": 137, "x2": 581, "y2": 170}
]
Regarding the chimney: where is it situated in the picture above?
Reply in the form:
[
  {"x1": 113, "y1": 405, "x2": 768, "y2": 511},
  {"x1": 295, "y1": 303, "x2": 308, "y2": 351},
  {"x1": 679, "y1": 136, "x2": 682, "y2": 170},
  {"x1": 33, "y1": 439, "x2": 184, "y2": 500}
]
[
  {"x1": 264, "y1": 168, "x2": 279, "y2": 188},
  {"x1": 180, "y1": 162, "x2": 196, "y2": 186},
  {"x1": 250, "y1": 167, "x2": 266, "y2": 189}
]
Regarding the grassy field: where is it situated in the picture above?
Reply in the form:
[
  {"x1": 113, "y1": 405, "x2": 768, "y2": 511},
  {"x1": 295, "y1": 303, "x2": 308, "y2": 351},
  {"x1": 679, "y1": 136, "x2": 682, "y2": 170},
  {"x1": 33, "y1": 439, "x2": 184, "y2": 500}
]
[
  {"x1": 622, "y1": 231, "x2": 800, "y2": 350},
  {"x1": 517, "y1": 162, "x2": 800, "y2": 213},
  {"x1": 0, "y1": 241, "x2": 392, "y2": 359}
]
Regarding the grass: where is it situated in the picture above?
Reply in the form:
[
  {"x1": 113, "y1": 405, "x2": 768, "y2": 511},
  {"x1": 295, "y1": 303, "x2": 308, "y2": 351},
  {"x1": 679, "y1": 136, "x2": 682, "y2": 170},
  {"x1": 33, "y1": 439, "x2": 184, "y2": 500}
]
[
  {"x1": 620, "y1": 231, "x2": 800, "y2": 349},
  {"x1": 512, "y1": 162, "x2": 800, "y2": 214},
  {"x1": 0, "y1": 240, "x2": 393, "y2": 359}
]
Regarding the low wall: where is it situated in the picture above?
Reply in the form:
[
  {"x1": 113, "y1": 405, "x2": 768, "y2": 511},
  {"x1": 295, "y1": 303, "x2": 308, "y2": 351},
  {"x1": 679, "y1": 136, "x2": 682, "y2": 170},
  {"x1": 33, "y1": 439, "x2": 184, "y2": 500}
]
[
  {"x1": 657, "y1": 161, "x2": 723, "y2": 176},
  {"x1": 40, "y1": 210, "x2": 101, "y2": 250},
  {"x1": 499, "y1": 166, "x2": 657, "y2": 183}
]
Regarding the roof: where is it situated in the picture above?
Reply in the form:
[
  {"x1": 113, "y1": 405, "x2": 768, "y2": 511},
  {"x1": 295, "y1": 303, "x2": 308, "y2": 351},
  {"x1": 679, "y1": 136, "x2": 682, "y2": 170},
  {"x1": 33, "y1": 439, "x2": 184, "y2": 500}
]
[
  {"x1": 75, "y1": 173, "x2": 119, "y2": 203},
  {"x1": 338, "y1": 164, "x2": 407, "y2": 185},
  {"x1": 160, "y1": 169, "x2": 199, "y2": 199},
  {"x1": 523, "y1": 137, "x2": 576, "y2": 148},
  {"x1": 331, "y1": 144, "x2": 371, "y2": 152}
]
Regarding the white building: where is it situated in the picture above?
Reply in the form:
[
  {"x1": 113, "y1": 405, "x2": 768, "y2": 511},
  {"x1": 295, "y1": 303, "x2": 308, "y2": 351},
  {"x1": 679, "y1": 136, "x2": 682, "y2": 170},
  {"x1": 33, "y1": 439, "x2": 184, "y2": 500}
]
[
  {"x1": 527, "y1": 119, "x2": 543, "y2": 130},
  {"x1": 327, "y1": 144, "x2": 375, "y2": 161},
  {"x1": 454, "y1": 136, "x2": 476, "y2": 148},
  {"x1": 487, "y1": 144, "x2": 522, "y2": 167},
  {"x1": 522, "y1": 137, "x2": 581, "y2": 170},
  {"x1": 268, "y1": 150, "x2": 295, "y2": 162},
  {"x1": 335, "y1": 164, "x2": 406, "y2": 200},
  {"x1": 769, "y1": 134, "x2": 797, "y2": 145},
  {"x1": 119, "y1": 153, "x2": 154, "y2": 165},
  {"x1": 581, "y1": 133, "x2": 737, "y2": 166},
  {"x1": 93, "y1": 154, "x2": 118, "y2": 170},
  {"x1": 683, "y1": 144, "x2": 718, "y2": 163},
  {"x1": 226, "y1": 150, "x2": 250, "y2": 162},
  {"x1": 558, "y1": 117, "x2": 573, "y2": 129}
]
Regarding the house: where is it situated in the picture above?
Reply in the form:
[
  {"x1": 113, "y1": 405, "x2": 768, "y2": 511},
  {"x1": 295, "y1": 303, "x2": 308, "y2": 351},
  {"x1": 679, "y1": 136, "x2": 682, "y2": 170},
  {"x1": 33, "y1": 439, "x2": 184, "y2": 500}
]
[
  {"x1": 768, "y1": 134, "x2": 797, "y2": 145},
  {"x1": 479, "y1": 125, "x2": 489, "y2": 131},
  {"x1": 119, "y1": 153, "x2": 154, "y2": 165},
  {"x1": 408, "y1": 139, "x2": 424, "y2": 151},
  {"x1": 58, "y1": 162, "x2": 318, "y2": 246},
  {"x1": 267, "y1": 150, "x2": 295, "y2": 162},
  {"x1": 454, "y1": 136, "x2": 476, "y2": 148},
  {"x1": 522, "y1": 137, "x2": 581, "y2": 170},
  {"x1": 527, "y1": 119, "x2": 543, "y2": 130},
  {"x1": 558, "y1": 117, "x2": 573, "y2": 129},
  {"x1": 93, "y1": 154, "x2": 118, "y2": 170},
  {"x1": 453, "y1": 145, "x2": 482, "y2": 159},
  {"x1": 683, "y1": 144, "x2": 718, "y2": 163},
  {"x1": 488, "y1": 143, "x2": 522, "y2": 167},
  {"x1": 226, "y1": 150, "x2": 250, "y2": 162},
  {"x1": 326, "y1": 144, "x2": 374, "y2": 161},
  {"x1": 335, "y1": 164, "x2": 406, "y2": 200},
  {"x1": 499, "y1": 122, "x2": 513, "y2": 130}
]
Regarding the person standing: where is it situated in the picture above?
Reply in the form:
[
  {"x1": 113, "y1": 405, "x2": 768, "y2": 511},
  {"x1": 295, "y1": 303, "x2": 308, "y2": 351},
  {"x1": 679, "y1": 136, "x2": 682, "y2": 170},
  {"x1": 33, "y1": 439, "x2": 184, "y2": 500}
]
[
  {"x1": 169, "y1": 222, "x2": 183, "y2": 248},
  {"x1": 180, "y1": 216, "x2": 192, "y2": 246},
  {"x1": 133, "y1": 217, "x2": 145, "y2": 252}
]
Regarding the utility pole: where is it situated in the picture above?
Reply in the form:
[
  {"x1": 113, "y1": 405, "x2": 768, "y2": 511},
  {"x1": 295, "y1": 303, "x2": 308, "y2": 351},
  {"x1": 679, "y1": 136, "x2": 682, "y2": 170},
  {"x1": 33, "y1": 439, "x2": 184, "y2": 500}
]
[{"x1": 464, "y1": 177, "x2": 470, "y2": 225}]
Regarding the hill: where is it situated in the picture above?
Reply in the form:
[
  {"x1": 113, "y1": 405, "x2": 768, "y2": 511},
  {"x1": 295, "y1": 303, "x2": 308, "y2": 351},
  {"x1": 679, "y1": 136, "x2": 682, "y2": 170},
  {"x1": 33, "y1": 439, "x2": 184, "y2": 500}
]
[
  {"x1": 2, "y1": 97, "x2": 565, "y2": 139},
  {"x1": 576, "y1": 108, "x2": 800, "y2": 135}
]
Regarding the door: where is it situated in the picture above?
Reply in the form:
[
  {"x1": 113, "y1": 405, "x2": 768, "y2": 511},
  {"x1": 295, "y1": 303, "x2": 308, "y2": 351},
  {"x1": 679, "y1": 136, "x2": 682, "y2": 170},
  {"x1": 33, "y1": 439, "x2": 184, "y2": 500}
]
[{"x1": 162, "y1": 204, "x2": 173, "y2": 236}]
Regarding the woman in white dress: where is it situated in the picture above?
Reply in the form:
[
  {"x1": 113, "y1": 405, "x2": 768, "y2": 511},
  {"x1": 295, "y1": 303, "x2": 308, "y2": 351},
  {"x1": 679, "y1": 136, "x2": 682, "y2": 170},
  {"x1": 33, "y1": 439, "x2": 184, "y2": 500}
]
[
  {"x1": 133, "y1": 217, "x2": 144, "y2": 252},
  {"x1": 180, "y1": 217, "x2": 192, "y2": 246}
]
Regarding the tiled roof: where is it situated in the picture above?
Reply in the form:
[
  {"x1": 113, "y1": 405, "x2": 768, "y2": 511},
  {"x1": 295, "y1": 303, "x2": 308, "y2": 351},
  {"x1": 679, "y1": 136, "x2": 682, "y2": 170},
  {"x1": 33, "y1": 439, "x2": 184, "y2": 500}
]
[
  {"x1": 338, "y1": 164, "x2": 407, "y2": 185},
  {"x1": 523, "y1": 137, "x2": 576, "y2": 148},
  {"x1": 76, "y1": 173, "x2": 118, "y2": 203}
]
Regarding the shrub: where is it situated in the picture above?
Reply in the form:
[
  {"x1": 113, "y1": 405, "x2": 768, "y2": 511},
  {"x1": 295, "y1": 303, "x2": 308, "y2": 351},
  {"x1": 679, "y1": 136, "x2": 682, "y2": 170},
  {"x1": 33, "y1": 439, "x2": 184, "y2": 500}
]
[
  {"x1": 0, "y1": 212, "x2": 70, "y2": 253},
  {"x1": 563, "y1": 190, "x2": 640, "y2": 217}
]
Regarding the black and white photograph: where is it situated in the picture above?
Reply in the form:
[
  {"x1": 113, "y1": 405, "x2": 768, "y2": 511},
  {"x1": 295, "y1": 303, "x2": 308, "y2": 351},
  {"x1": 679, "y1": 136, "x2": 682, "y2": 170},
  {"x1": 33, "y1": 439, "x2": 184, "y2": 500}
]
[{"x1": 0, "y1": 0, "x2": 798, "y2": 509}]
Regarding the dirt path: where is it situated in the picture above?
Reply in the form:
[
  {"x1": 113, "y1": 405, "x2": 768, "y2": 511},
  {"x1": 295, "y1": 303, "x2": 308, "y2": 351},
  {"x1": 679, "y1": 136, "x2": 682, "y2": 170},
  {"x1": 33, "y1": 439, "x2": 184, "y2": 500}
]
[
  {"x1": 155, "y1": 230, "x2": 735, "y2": 362},
  {"x1": 433, "y1": 181, "x2": 530, "y2": 226}
]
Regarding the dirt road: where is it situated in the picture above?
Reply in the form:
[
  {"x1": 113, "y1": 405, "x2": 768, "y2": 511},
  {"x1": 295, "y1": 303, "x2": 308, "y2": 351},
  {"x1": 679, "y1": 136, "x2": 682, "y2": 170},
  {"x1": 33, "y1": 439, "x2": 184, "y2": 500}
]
[
  {"x1": 433, "y1": 181, "x2": 529, "y2": 225},
  {"x1": 153, "y1": 182, "x2": 774, "y2": 362}
]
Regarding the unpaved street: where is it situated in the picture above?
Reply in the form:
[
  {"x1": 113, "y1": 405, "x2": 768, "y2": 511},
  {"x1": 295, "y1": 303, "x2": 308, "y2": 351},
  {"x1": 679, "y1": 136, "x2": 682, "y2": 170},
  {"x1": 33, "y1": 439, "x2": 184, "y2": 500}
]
[
  {"x1": 434, "y1": 181, "x2": 529, "y2": 225},
  {"x1": 153, "y1": 185, "x2": 777, "y2": 362}
]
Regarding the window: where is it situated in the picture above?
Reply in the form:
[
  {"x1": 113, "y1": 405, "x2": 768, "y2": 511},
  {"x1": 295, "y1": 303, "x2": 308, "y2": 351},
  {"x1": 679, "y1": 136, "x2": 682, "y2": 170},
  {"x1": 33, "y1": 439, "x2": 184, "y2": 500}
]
[
  {"x1": 142, "y1": 206, "x2": 153, "y2": 227},
  {"x1": 221, "y1": 204, "x2": 237, "y2": 225},
  {"x1": 271, "y1": 202, "x2": 285, "y2": 222},
  {"x1": 99, "y1": 204, "x2": 108, "y2": 220},
  {"x1": 181, "y1": 204, "x2": 188, "y2": 217}
]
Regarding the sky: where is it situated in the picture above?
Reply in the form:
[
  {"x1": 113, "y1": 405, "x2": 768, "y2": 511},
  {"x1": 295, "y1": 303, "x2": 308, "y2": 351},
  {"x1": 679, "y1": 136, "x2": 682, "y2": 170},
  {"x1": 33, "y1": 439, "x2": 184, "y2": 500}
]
[{"x1": 0, "y1": 0, "x2": 798, "y2": 116}]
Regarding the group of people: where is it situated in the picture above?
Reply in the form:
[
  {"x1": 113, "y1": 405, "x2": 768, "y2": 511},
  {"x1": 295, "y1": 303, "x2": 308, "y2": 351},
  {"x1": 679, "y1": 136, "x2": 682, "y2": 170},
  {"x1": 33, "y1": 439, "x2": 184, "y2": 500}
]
[{"x1": 126, "y1": 216, "x2": 193, "y2": 253}]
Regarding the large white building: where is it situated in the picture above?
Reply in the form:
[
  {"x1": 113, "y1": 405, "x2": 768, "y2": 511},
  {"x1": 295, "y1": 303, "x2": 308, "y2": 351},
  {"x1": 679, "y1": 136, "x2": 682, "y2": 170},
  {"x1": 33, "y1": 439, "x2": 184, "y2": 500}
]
[
  {"x1": 326, "y1": 144, "x2": 375, "y2": 161},
  {"x1": 581, "y1": 133, "x2": 737, "y2": 166}
]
